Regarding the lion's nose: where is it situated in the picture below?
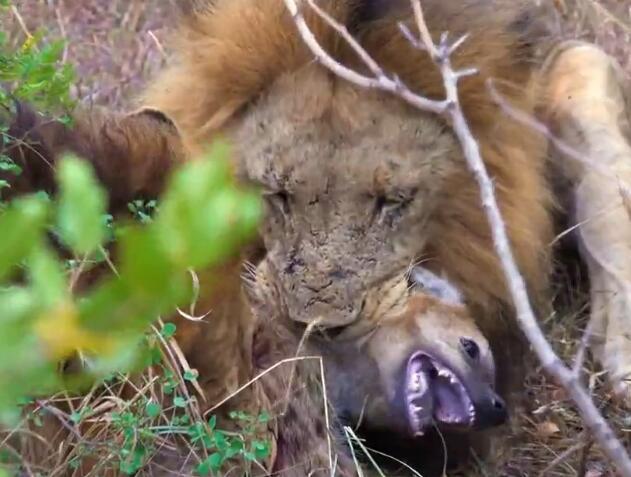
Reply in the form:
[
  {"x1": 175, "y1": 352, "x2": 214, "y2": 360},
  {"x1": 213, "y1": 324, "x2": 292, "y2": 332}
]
[
  {"x1": 305, "y1": 301, "x2": 359, "y2": 326},
  {"x1": 288, "y1": 292, "x2": 362, "y2": 327}
]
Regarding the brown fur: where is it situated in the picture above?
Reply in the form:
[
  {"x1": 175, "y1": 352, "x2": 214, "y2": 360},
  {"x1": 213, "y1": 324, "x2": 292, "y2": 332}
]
[
  {"x1": 2, "y1": 104, "x2": 184, "y2": 209},
  {"x1": 1, "y1": 0, "x2": 563, "y2": 473},
  {"x1": 3, "y1": 0, "x2": 555, "y2": 324},
  {"x1": 143, "y1": 0, "x2": 553, "y2": 337}
]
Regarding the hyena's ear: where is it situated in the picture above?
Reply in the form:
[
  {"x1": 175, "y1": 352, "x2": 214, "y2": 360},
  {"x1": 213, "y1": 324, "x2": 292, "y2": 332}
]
[
  {"x1": 1, "y1": 103, "x2": 185, "y2": 210},
  {"x1": 408, "y1": 267, "x2": 463, "y2": 306}
]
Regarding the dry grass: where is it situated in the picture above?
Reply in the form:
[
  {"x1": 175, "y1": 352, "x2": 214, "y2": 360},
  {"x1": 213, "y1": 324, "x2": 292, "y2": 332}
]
[
  {"x1": 1, "y1": 1, "x2": 630, "y2": 476},
  {"x1": 559, "y1": 0, "x2": 631, "y2": 78},
  {"x1": 0, "y1": 0, "x2": 175, "y2": 109}
]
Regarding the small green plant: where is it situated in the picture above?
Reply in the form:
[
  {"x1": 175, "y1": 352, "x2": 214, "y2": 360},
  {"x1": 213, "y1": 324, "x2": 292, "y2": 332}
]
[
  {"x1": 128, "y1": 199, "x2": 158, "y2": 224},
  {"x1": 194, "y1": 412, "x2": 272, "y2": 475},
  {"x1": 0, "y1": 32, "x2": 75, "y2": 114},
  {"x1": 0, "y1": 0, "x2": 76, "y2": 193}
]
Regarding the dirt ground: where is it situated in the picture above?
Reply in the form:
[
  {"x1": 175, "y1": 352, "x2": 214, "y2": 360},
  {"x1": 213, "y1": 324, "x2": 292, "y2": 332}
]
[{"x1": 2, "y1": 1, "x2": 630, "y2": 476}]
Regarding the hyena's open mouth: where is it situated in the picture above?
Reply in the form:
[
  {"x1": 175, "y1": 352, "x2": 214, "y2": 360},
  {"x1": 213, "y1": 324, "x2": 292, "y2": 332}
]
[{"x1": 405, "y1": 351, "x2": 476, "y2": 436}]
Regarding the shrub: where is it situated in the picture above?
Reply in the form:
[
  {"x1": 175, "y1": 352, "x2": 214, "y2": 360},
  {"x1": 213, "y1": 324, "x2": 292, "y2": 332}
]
[{"x1": 0, "y1": 3, "x2": 269, "y2": 474}]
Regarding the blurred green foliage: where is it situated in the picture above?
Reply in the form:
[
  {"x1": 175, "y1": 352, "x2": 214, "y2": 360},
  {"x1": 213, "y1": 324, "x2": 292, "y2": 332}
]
[
  {"x1": 0, "y1": 3, "x2": 76, "y2": 193},
  {"x1": 0, "y1": 151, "x2": 261, "y2": 423},
  {"x1": 0, "y1": 4, "x2": 271, "y2": 475}
]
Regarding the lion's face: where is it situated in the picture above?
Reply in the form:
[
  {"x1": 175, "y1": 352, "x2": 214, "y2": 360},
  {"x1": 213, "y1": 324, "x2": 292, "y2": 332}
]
[{"x1": 230, "y1": 66, "x2": 462, "y2": 328}]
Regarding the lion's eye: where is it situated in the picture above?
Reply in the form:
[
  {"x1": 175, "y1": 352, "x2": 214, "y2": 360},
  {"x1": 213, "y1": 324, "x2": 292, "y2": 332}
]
[
  {"x1": 321, "y1": 324, "x2": 349, "y2": 340},
  {"x1": 265, "y1": 190, "x2": 291, "y2": 216},
  {"x1": 460, "y1": 337, "x2": 480, "y2": 361},
  {"x1": 374, "y1": 195, "x2": 407, "y2": 222}
]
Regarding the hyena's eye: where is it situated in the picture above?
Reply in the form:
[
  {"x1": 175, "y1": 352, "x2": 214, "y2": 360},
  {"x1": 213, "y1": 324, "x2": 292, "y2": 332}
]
[{"x1": 460, "y1": 337, "x2": 480, "y2": 361}]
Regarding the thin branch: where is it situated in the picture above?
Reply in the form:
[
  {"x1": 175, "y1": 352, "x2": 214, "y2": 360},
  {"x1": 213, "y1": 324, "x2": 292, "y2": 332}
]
[
  {"x1": 281, "y1": 0, "x2": 631, "y2": 475},
  {"x1": 11, "y1": 5, "x2": 32, "y2": 40},
  {"x1": 283, "y1": 0, "x2": 447, "y2": 115},
  {"x1": 407, "y1": 3, "x2": 631, "y2": 473},
  {"x1": 572, "y1": 313, "x2": 598, "y2": 379}
]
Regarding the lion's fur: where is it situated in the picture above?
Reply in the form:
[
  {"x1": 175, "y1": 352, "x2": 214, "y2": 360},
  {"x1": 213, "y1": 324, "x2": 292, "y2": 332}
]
[
  {"x1": 3, "y1": 0, "x2": 558, "y2": 369},
  {"x1": 143, "y1": 0, "x2": 554, "y2": 324},
  {"x1": 144, "y1": 0, "x2": 556, "y2": 402},
  {"x1": 1, "y1": 0, "x2": 567, "y2": 474}
]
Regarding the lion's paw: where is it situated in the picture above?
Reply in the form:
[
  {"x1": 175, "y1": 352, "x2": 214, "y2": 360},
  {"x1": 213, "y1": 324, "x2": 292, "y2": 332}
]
[{"x1": 589, "y1": 269, "x2": 631, "y2": 404}]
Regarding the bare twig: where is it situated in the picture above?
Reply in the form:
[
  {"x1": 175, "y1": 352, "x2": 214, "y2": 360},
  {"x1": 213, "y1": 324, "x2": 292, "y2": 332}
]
[
  {"x1": 343, "y1": 427, "x2": 386, "y2": 477},
  {"x1": 281, "y1": 0, "x2": 631, "y2": 474},
  {"x1": 283, "y1": 0, "x2": 447, "y2": 115},
  {"x1": 572, "y1": 313, "x2": 598, "y2": 379},
  {"x1": 11, "y1": 5, "x2": 32, "y2": 40}
]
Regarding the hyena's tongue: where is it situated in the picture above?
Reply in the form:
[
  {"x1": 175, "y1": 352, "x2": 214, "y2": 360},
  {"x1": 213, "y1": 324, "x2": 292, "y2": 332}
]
[{"x1": 405, "y1": 353, "x2": 434, "y2": 436}]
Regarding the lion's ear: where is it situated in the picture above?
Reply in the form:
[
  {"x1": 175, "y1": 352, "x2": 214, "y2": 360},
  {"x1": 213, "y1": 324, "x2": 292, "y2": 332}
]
[{"x1": 128, "y1": 107, "x2": 178, "y2": 129}]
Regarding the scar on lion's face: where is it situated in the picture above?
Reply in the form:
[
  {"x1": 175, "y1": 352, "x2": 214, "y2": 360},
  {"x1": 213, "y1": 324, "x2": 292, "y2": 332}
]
[{"x1": 230, "y1": 66, "x2": 461, "y2": 328}]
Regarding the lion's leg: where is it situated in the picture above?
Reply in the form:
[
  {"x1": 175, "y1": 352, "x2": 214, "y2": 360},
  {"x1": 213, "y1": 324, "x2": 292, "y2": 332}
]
[{"x1": 543, "y1": 41, "x2": 631, "y2": 401}]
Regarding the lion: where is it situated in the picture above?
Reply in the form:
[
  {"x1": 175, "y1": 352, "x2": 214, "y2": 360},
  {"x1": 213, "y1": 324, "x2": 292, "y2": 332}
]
[{"x1": 3, "y1": 0, "x2": 631, "y2": 472}]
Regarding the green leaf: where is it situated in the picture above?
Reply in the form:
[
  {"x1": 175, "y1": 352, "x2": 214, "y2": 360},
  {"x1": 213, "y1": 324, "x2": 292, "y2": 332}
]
[
  {"x1": 155, "y1": 144, "x2": 261, "y2": 269},
  {"x1": 27, "y1": 245, "x2": 67, "y2": 309},
  {"x1": 183, "y1": 369, "x2": 199, "y2": 382},
  {"x1": 173, "y1": 396, "x2": 186, "y2": 408},
  {"x1": 226, "y1": 439, "x2": 244, "y2": 458},
  {"x1": 145, "y1": 402, "x2": 161, "y2": 418},
  {"x1": 0, "y1": 195, "x2": 49, "y2": 281},
  {"x1": 202, "y1": 453, "x2": 224, "y2": 473},
  {"x1": 161, "y1": 322, "x2": 177, "y2": 339},
  {"x1": 252, "y1": 440, "x2": 271, "y2": 460},
  {"x1": 119, "y1": 445, "x2": 147, "y2": 475},
  {"x1": 118, "y1": 228, "x2": 175, "y2": 296},
  {"x1": 56, "y1": 155, "x2": 107, "y2": 254}
]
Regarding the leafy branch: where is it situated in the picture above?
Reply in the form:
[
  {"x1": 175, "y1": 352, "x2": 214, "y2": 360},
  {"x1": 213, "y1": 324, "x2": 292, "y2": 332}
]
[{"x1": 0, "y1": 146, "x2": 261, "y2": 424}]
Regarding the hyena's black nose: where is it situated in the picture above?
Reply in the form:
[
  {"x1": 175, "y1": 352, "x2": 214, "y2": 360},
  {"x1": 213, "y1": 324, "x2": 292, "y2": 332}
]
[{"x1": 475, "y1": 389, "x2": 508, "y2": 429}]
